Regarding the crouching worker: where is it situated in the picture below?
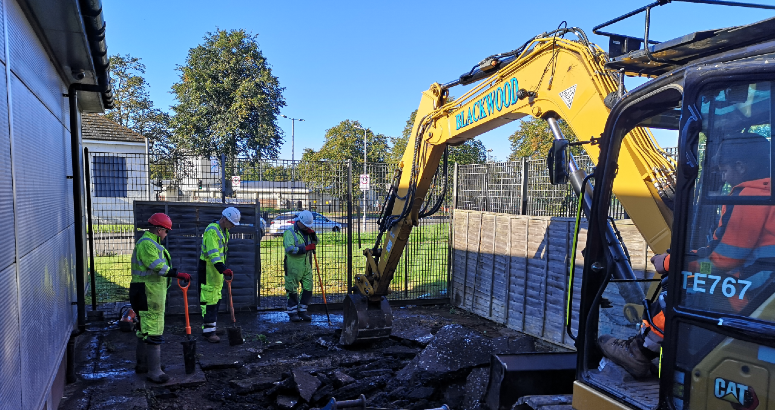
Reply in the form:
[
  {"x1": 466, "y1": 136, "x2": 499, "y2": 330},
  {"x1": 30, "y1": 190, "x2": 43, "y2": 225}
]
[
  {"x1": 283, "y1": 210, "x2": 318, "y2": 322},
  {"x1": 199, "y1": 207, "x2": 239, "y2": 343},
  {"x1": 130, "y1": 213, "x2": 190, "y2": 383}
]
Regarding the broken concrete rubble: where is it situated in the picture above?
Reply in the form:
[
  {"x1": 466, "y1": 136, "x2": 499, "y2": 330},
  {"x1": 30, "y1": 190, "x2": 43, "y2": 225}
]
[
  {"x1": 277, "y1": 394, "x2": 299, "y2": 409},
  {"x1": 62, "y1": 306, "x2": 549, "y2": 410},
  {"x1": 330, "y1": 369, "x2": 356, "y2": 387},
  {"x1": 293, "y1": 368, "x2": 323, "y2": 402},
  {"x1": 395, "y1": 324, "x2": 532, "y2": 385},
  {"x1": 228, "y1": 375, "x2": 276, "y2": 394},
  {"x1": 463, "y1": 367, "x2": 490, "y2": 410}
]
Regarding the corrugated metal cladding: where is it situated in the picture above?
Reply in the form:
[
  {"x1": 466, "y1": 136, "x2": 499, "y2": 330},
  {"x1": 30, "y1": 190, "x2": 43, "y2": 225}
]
[
  {"x1": 0, "y1": 68, "x2": 12, "y2": 272},
  {"x1": 7, "y1": 0, "x2": 65, "y2": 122},
  {"x1": 0, "y1": 0, "x2": 77, "y2": 408},
  {"x1": 0, "y1": 264, "x2": 20, "y2": 410},
  {"x1": 12, "y1": 77, "x2": 69, "y2": 256}
]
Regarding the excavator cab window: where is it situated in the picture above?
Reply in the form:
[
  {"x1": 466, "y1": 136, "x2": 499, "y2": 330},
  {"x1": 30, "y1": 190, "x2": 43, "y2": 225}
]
[{"x1": 666, "y1": 77, "x2": 775, "y2": 410}]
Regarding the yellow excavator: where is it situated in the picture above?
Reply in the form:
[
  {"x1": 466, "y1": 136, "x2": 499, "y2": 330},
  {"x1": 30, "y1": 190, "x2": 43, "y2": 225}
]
[
  {"x1": 340, "y1": 14, "x2": 676, "y2": 345},
  {"x1": 341, "y1": 1, "x2": 775, "y2": 409}
]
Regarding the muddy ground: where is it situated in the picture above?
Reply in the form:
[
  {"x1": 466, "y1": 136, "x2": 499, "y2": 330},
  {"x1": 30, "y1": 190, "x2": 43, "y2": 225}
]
[{"x1": 59, "y1": 304, "x2": 565, "y2": 410}]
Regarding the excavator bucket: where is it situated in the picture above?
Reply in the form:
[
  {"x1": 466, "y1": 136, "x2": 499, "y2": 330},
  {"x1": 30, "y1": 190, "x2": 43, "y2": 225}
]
[{"x1": 340, "y1": 294, "x2": 392, "y2": 345}]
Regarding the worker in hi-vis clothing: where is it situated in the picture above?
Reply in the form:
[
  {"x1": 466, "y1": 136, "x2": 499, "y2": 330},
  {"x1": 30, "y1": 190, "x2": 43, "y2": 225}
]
[
  {"x1": 130, "y1": 213, "x2": 190, "y2": 383},
  {"x1": 283, "y1": 210, "x2": 318, "y2": 322},
  {"x1": 199, "y1": 207, "x2": 240, "y2": 343}
]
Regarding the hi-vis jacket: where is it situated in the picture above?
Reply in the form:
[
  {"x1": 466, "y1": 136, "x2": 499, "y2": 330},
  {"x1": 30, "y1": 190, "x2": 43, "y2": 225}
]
[
  {"x1": 200, "y1": 222, "x2": 228, "y2": 305},
  {"x1": 666, "y1": 178, "x2": 775, "y2": 273},
  {"x1": 130, "y1": 231, "x2": 172, "y2": 338},
  {"x1": 131, "y1": 231, "x2": 172, "y2": 277}
]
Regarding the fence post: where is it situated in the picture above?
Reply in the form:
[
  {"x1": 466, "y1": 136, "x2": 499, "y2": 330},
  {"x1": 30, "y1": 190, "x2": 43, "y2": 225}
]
[
  {"x1": 448, "y1": 162, "x2": 458, "y2": 299},
  {"x1": 144, "y1": 139, "x2": 152, "y2": 200},
  {"x1": 260, "y1": 197, "x2": 263, "y2": 310},
  {"x1": 220, "y1": 153, "x2": 226, "y2": 203},
  {"x1": 347, "y1": 160, "x2": 353, "y2": 293},
  {"x1": 520, "y1": 157, "x2": 529, "y2": 215},
  {"x1": 84, "y1": 148, "x2": 97, "y2": 311}
]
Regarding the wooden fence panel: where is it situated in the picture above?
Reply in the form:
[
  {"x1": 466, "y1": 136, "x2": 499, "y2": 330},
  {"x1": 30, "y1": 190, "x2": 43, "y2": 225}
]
[
  {"x1": 134, "y1": 201, "x2": 260, "y2": 315},
  {"x1": 451, "y1": 210, "x2": 656, "y2": 349}
]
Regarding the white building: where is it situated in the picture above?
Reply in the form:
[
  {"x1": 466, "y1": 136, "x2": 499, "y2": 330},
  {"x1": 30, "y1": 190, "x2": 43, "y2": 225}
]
[{"x1": 82, "y1": 113, "x2": 150, "y2": 224}]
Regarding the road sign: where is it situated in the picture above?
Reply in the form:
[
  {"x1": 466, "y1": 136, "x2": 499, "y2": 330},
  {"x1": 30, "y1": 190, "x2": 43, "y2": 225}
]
[
  {"x1": 359, "y1": 174, "x2": 370, "y2": 191},
  {"x1": 231, "y1": 175, "x2": 241, "y2": 188}
]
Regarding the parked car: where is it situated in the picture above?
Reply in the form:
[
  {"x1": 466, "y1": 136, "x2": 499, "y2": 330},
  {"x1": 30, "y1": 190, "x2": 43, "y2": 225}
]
[{"x1": 265, "y1": 211, "x2": 343, "y2": 236}]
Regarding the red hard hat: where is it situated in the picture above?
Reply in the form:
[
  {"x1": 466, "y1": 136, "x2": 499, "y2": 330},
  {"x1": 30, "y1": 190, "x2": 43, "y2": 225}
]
[{"x1": 148, "y1": 213, "x2": 172, "y2": 230}]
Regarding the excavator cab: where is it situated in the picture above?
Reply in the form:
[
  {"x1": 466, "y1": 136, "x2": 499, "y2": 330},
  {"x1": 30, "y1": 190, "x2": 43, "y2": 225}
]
[{"x1": 573, "y1": 22, "x2": 775, "y2": 410}]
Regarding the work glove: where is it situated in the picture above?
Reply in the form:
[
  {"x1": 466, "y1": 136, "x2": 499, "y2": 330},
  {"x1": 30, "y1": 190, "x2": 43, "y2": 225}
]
[
  {"x1": 214, "y1": 262, "x2": 226, "y2": 273},
  {"x1": 223, "y1": 269, "x2": 234, "y2": 278},
  {"x1": 650, "y1": 253, "x2": 669, "y2": 275},
  {"x1": 305, "y1": 243, "x2": 316, "y2": 251},
  {"x1": 165, "y1": 268, "x2": 178, "y2": 278},
  {"x1": 176, "y1": 272, "x2": 191, "y2": 281}
]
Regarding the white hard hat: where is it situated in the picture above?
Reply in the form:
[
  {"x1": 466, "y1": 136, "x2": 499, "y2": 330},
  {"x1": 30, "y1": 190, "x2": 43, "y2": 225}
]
[
  {"x1": 296, "y1": 210, "x2": 314, "y2": 228},
  {"x1": 222, "y1": 207, "x2": 241, "y2": 226}
]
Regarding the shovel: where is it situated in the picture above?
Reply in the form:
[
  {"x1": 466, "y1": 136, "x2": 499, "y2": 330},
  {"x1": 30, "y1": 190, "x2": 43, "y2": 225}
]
[
  {"x1": 312, "y1": 252, "x2": 331, "y2": 325},
  {"x1": 225, "y1": 272, "x2": 244, "y2": 346},
  {"x1": 178, "y1": 277, "x2": 196, "y2": 374}
]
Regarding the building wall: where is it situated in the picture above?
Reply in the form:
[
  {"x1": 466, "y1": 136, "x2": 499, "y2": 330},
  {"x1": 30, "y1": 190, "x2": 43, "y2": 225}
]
[{"x1": 0, "y1": 0, "x2": 77, "y2": 409}]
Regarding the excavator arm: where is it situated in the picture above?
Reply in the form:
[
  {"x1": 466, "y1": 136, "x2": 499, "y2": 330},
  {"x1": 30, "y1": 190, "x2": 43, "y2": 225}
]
[{"x1": 340, "y1": 28, "x2": 676, "y2": 345}]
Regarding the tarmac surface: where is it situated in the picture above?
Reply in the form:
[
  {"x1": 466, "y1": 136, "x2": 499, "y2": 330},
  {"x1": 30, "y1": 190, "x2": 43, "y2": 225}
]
[{"x1": 59, "y1": 304, "x2": 560, "y2": 410}]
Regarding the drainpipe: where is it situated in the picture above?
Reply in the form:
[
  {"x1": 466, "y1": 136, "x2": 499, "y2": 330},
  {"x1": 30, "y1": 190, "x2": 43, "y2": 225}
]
[{"x1": 68, "y1": 84, "x2": 104, "y2": 333}]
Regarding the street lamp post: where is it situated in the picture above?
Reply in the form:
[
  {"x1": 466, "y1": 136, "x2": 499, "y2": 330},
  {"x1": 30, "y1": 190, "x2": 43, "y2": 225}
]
[
  {"x1": 281, "y1": 114, "x2": 304, "y2": 189},
  {"x1": 281, "y1": 115, "x2": 305, "y2": 163},
  {"x1": 354, "y1": 124, "x2": 368, "y2": 232}
]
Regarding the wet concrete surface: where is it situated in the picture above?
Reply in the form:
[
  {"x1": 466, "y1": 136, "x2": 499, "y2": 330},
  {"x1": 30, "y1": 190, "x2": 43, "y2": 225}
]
[{"x1": 59, "y1": 304, "x2": 564, "y2": 410}]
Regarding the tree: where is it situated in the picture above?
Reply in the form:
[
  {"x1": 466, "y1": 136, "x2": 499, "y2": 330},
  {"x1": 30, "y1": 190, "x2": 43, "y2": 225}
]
[
  {"x1": 298, "y1": 120, "x2": 389, "y2": 200},
  {"x1": 508, "y1": 117, "x2": 578, "y2": 160},
  {"x1": 304, "y1": 120, "x2": 389, "y2": 164},
  {"x1": 106, "y1": 54, "x2": 175, "y2": 156},
  {"x1": 388, "y1": 109, "x2": 487, "y2": 166},
  {"x1": 171, "y1": 29, "x2": 285, "y2": 160}
]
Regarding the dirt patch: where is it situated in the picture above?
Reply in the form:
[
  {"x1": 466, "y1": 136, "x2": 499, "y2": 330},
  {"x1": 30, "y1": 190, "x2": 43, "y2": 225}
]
[{"x1": 59, "y1": 304, "x2": 562, "y2": 410}]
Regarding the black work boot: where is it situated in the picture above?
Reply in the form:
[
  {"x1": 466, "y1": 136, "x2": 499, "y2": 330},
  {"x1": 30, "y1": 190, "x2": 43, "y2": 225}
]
[
  {"x1": 598, "y1": 334, "x2": 657, "y2": 379},
  {"x1": 298, "y1": 307, "x2": 312, "y2": 322},
  {"x1": 287, "y1": 293, "x2": 302, "y2": 322},
  {"x1": 298, "y1": 290, "x2": 313, "y2": 322},
  {"x1": 135, "y1": 337, "x2": 148, "y2": 374}
]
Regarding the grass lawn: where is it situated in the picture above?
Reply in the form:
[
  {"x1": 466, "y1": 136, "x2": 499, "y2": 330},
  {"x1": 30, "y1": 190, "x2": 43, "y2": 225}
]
[
  {"x1": 88, "y1": 223, "x2": 450, "y2": 305},
  {"x1": 86, "y1": 254, "x2": 132, "y2": 305},
  {"x1": 258, "y1": 222, "x2": 449, "y2": 301}
]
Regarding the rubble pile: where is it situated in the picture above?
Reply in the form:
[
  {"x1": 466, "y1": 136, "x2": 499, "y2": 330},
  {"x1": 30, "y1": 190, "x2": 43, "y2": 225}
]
[{"x1": 61, "y1": 305, "x2": 554, "y2": 410}]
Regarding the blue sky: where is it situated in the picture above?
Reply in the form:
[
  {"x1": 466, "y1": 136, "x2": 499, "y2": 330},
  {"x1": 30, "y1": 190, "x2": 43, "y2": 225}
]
[{"x1": 103, "y1": 0, "x2": 775, "y2": 161}]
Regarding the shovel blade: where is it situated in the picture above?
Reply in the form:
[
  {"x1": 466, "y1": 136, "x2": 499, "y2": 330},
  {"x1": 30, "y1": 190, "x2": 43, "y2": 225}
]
[
  {"x1": 181, "y1": 339, "x2": 197, "y2": 374},
  {"x1": 227, "y1": 326, "x2": 244, "y2": 346}
]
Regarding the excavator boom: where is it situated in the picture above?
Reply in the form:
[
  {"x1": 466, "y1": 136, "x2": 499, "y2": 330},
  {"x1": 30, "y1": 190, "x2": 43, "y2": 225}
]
[{"x1": 341, "y1": 28, "x2": 676, "y2": 345}]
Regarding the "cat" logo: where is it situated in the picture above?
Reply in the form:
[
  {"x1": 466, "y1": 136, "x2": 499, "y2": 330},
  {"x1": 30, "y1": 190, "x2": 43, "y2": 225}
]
[{"x1": 714, "y1": 378, "x2": 758, "y2": 409}]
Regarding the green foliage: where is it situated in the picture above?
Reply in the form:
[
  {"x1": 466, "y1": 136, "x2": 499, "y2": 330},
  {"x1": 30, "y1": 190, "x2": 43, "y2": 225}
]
[
  {"x1": 304, "y1": 120, "x2": 389, "y2": 164},
  {"x1": 508, "y1": 117, "x2": 578, "y2": 160},
  {"x1": 388, "y1": 109, "x2": 487, "y2": 166},
  {"x1": 106, "y1": 54, "x2": 175, "y2": 156},
  {"x1": 298, "y1": 120, "x2": 389, "y2": 199},
  {"x1": 171, "y1": 29, "x2": 285, "y2": 160}
]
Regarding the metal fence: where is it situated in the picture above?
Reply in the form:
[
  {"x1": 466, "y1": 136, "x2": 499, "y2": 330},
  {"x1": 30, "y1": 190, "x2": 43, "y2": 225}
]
[
  {"x1": 85, "y1": 151, "x2": 450, "y2": 308},
  {"x1": 455, "y1": 154, "x2": 630, "y2": 219}
]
